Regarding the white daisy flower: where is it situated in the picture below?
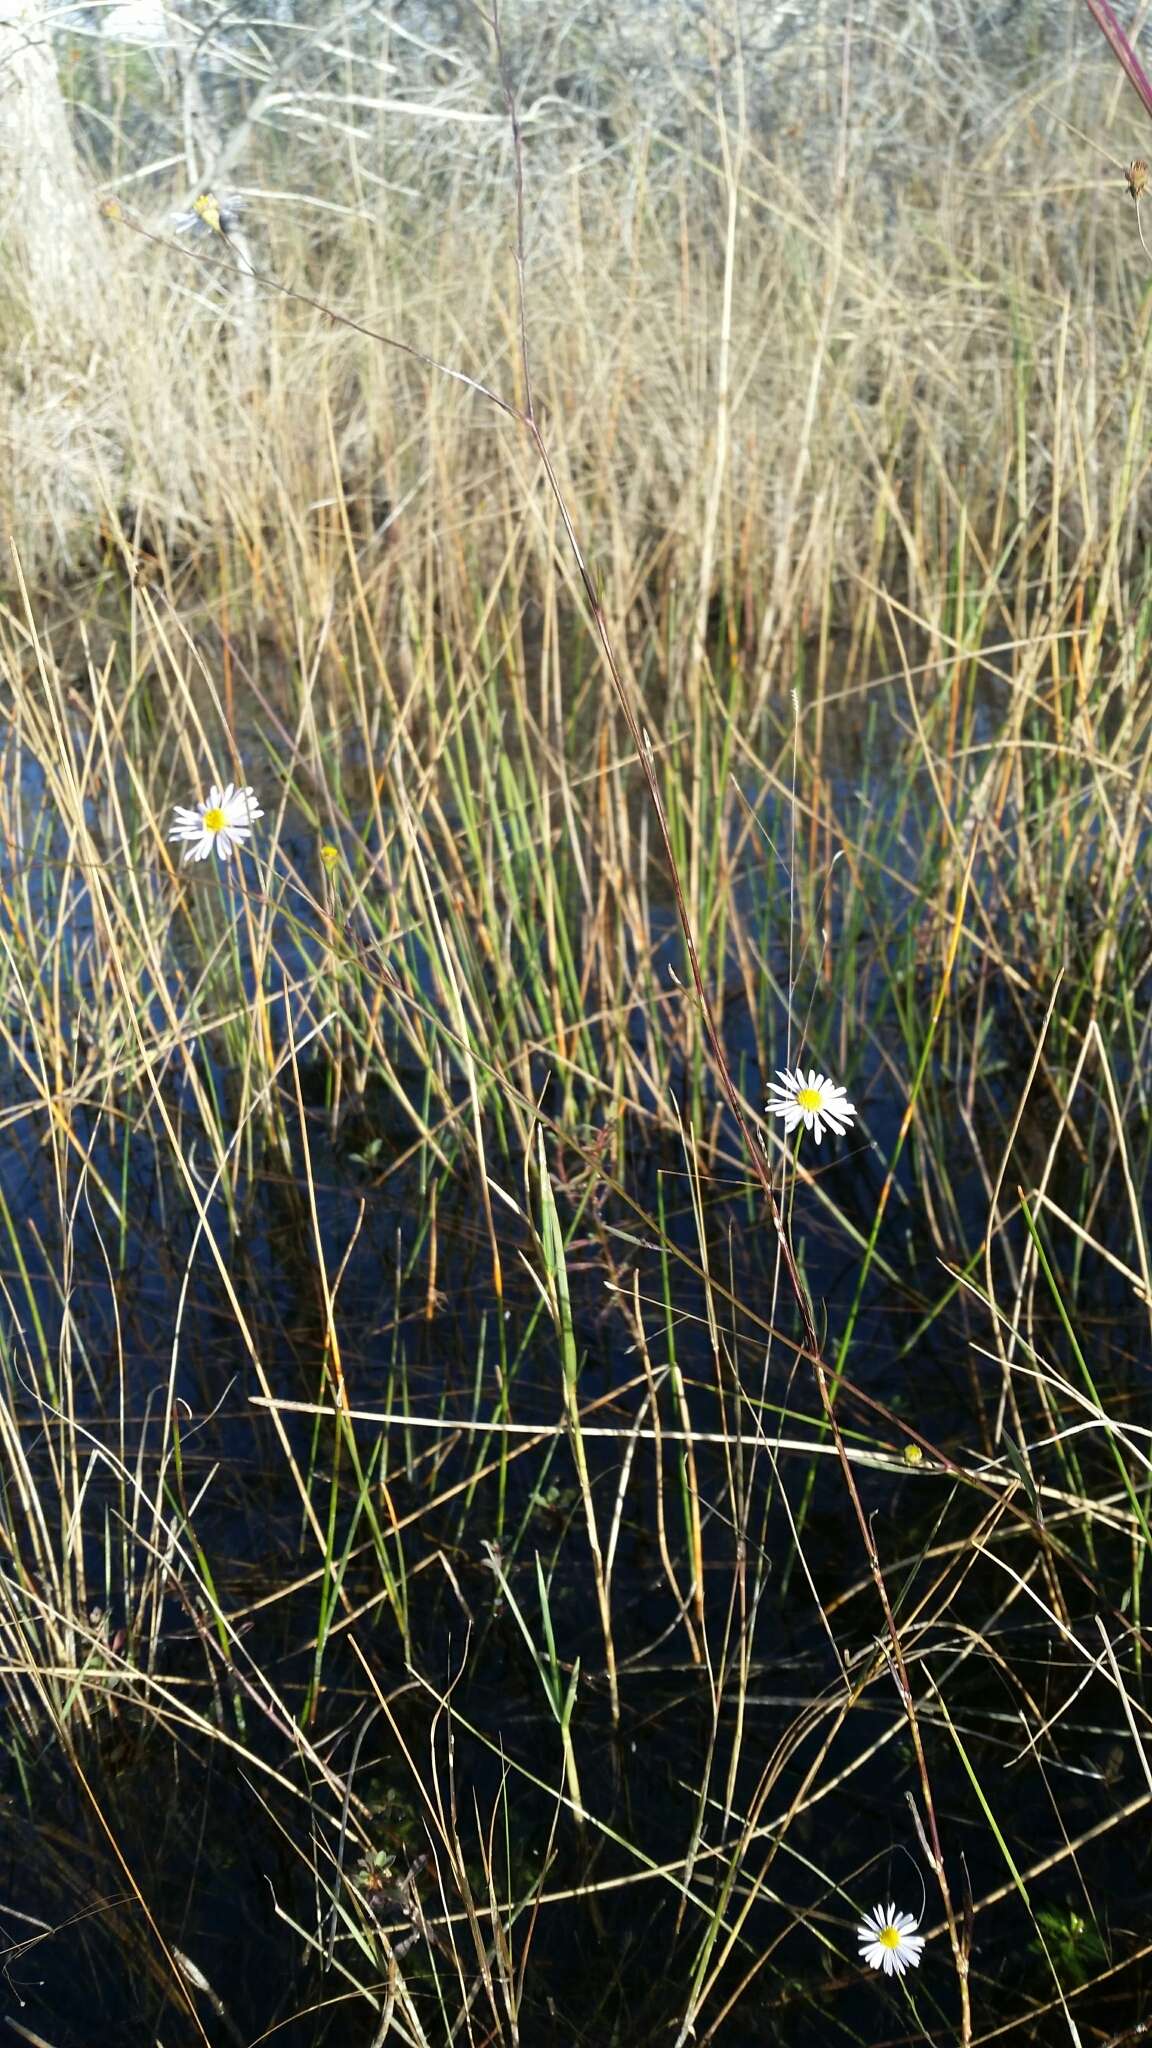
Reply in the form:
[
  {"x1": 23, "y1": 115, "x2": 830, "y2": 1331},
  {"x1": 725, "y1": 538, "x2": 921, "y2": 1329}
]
[
  {"x1": 171, "y1": 191, "x2": 245, "y2": 237},
  {"x1": 857, "y1": 1901, "x2": 926, "y2": 1978},
  {"x1": 168, "y1": 782, "x2": 263, "y2": 864},
  {"x1": 765, "y1": 1065, "x2": 856, "y2": 1145}
]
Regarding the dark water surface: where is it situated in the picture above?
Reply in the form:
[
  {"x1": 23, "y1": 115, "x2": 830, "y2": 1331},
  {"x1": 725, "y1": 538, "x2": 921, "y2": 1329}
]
[{"x1": 1, "y1": 665, "x2": 1150, "y2": 2048}]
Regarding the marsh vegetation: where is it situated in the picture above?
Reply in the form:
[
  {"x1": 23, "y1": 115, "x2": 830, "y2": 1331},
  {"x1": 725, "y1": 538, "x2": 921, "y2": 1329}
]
[{"x1": 1, "y1": 2, "x2": 1152, "y2": 2041}]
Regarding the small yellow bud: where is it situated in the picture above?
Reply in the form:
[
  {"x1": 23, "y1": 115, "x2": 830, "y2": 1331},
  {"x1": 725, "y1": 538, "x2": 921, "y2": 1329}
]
[
  {"x1": 193, "y1": 191, "x2": 223, "y2": 235},
  {"x1": 319, "y1": 843, "x2": 340, "y2": 869}
]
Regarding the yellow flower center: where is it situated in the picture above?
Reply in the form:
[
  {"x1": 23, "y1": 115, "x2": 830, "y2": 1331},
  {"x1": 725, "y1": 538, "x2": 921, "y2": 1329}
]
[
  {"x1": 796, "y1": 1087, "x2": 823, "y2": 1111},
  {"x1": 878, "y1": 1925, "x2": 902, "y2": 1949},
  {"x1": 203, "y1": 806, "x2": 226, "y2": 832}
]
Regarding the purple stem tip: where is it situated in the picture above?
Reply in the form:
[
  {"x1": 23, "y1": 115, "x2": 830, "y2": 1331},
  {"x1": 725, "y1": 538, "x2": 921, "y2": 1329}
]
[{"x1": 1082, "y1": 0, "x2": 1152, "y2": 125}]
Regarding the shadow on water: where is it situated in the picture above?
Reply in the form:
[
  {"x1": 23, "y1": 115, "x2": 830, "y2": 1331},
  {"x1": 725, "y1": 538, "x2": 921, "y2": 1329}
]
[{"x1": 1, "y1": 662, "x2": 1151, "y2": 2046}]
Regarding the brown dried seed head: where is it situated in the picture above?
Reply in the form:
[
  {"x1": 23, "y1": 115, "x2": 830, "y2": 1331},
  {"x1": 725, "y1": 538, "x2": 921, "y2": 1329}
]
[{"x1": 1127, "y1": 159, "x2": 1149, "y2": 201}]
